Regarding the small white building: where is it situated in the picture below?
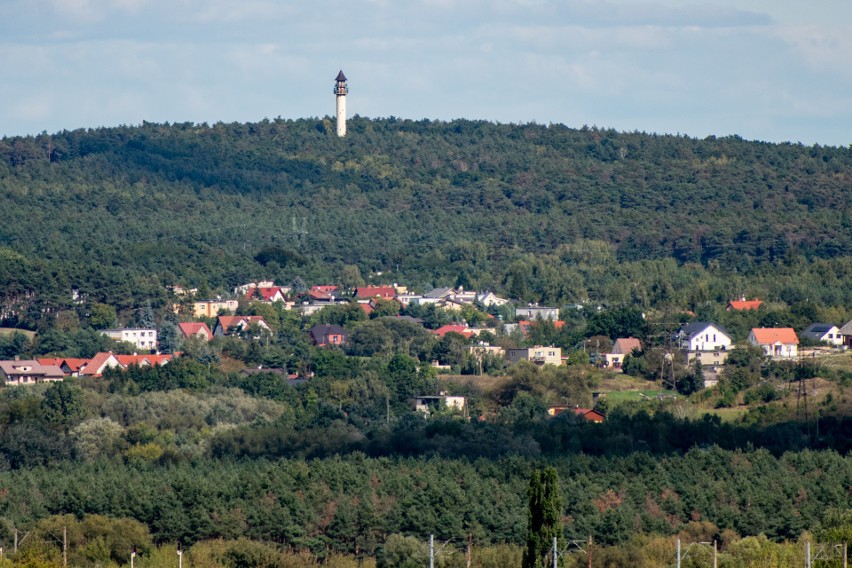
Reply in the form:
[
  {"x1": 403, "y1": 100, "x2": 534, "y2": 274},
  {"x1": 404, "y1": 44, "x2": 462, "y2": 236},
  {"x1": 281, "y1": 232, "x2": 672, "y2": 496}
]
[
  {"x1": 101, "y1": 328, "x2": 158, "y2": 351},
  {"x1": 800, "y1": 323, "x2": 843, "y2": 346},
  {"x1": 412, "y1": 394, "x2": 467, "y2": 417},
  {"x1": 748, "y1": 328, "x2": 799, "y2": 359}
]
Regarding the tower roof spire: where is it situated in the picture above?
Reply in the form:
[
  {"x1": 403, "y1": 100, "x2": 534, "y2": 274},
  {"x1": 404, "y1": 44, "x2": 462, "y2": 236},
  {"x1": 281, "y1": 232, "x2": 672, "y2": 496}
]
[{"x1": 336, "y1": 70, "x2": 347, "y2": 82}]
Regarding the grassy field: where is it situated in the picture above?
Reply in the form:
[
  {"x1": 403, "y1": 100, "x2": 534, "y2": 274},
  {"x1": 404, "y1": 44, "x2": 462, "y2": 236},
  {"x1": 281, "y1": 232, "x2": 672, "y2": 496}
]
[{"x1": 0, "y1": 327, "x2": 36, "y2": 339}]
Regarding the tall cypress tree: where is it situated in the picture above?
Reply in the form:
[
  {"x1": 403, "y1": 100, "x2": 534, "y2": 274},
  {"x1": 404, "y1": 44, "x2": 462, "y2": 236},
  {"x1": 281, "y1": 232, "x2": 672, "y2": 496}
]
[{"x1": 523, "y1": 466, "x2": 564, "y2": 568}]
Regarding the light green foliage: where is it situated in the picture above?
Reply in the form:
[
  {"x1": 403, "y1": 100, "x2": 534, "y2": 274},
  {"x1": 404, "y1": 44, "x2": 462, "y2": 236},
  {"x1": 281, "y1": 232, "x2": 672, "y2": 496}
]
[{"x1": 71, "y1": 417, "x2": 125, "y2": 461}]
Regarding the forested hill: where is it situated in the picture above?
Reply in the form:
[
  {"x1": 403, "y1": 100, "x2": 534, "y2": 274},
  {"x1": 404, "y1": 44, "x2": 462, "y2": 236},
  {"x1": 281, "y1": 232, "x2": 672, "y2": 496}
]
[{"x1": 1, "y1": 118, "x2": 850, "y2": 315}]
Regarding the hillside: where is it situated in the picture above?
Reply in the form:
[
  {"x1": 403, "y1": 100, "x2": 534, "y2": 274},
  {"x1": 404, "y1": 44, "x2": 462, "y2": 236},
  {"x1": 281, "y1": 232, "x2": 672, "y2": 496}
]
[{"x1": 1, "y1": 118, "x2": 851, "y2": 321}]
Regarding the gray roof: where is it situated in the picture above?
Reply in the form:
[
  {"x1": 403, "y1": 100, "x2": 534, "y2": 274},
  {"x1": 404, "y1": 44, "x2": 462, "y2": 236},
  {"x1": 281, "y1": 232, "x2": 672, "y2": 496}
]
[
  {"x1": 802, "y1": 323, "x2": 836, "y2": 336},
  {"x1": 423, "y1": 287, "x2": 454, "y2": 299},
  {"x1": 678, "y1": 321, "x2": 731, "y2": 340},
  {"x1": 840, "y1": 320, "x2": 852, "y2": 335},
  {"x1": 335, "y1": 70, "x2": 347, "y2": 82}
]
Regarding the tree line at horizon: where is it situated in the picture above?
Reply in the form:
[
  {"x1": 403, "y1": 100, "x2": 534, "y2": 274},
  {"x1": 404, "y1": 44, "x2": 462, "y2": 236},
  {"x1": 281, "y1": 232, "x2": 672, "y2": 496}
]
[{"x1": 0, "y1": 118, "x2": 850, "y2": 332}]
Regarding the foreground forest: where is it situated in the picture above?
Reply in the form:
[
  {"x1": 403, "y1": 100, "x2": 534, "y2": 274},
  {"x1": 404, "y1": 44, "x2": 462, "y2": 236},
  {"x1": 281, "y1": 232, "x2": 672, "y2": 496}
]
[{"x1": 0, "y1": 119, "x2": 851, "y2": 566}]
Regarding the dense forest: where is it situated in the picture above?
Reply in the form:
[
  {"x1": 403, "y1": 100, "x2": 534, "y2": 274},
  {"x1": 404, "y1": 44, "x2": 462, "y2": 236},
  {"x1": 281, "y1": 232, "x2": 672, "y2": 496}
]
[
  {"x1": 0, "y1": 119, "x2": 851, "y2": 566},
  {"x1": 1, "y1": 118, "x2": 851, "y2": 325}
]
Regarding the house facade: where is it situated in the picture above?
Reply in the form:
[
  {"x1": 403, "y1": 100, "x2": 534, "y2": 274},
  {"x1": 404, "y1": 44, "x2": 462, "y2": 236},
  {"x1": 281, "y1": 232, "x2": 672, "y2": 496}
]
[
  {"x1": 801, "y1": 323, "x2": 842, "y2": 346},
  {"x1": 412, "y1": 394, "x2": 467, "y2": 417},
  {"x1": 309, "y1": 324, "x2": 348, "y2": 346},
  {"x1": 101, "y1": 328, "x2": 158, "y2": 351},
  {"x1": 514, "y1": 305, "x2": 559, "y2": 321},
  {"x1": 749, "y1": 328, "x2": 799, "y2": 359},
  {"x1": 507, "y1": 346, "x2": 562, "y2": 366},
  {"x1": 840, "y1": 319, "x2": 852, "y2": 348},
  {"x1": 602, "y1": 337, "x2": 642, "y2": 369},
  {"x1": 191, "y1": 299, "x2": 239, "y2": 318},
  {"x1": 0, "y1": 360, "x2": 64, "y2": 385},
  {"x1": 178, "y1": 322, "x2": 213, "y2": 342},
  {"x1": 214, "y1": 316, "x2": 272, "y2": 337}
]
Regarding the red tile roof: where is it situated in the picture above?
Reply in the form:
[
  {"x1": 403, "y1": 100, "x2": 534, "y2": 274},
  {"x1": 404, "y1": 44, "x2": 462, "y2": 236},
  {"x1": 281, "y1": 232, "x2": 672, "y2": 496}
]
[
  {"x1": 37, "y1": 358, "x2": 89, "y2": 374},
  {"x1": 311, "y1": 285, "x2": 339, "y2": 293},
  {"x1": 354, "y1": 286, "x2": 396, "y2": 299},
  {"x1": 432, "y1": 325, "x2": 474, "y2": 338},
  {"x1": 727, "y1": 299, "x2": 763, "y2": 311},
  {"x1": 518, "y1": 320, "x2": 566, "y2": 334},
  {"x1": 79, "y1": 352, "x2": 120, "y2": 377},
  {"x1": 750, "y1": 328, "x2": 799, "y2": 345},
  {"x1": 178, "y1": 322, "x2": 212, "y2": 340},
  {"x1": 116, "y1": 354, "x2": 174, "y2": 367},
  {"x1": 612, "y1": 337, "x2": 642, "y2": 355}
]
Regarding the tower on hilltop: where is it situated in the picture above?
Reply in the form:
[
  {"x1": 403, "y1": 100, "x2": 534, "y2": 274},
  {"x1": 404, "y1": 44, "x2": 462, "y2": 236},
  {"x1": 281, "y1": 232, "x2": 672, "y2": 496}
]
[{"x1": 334, "y1": 70, "x2": 348, "y2": 137}]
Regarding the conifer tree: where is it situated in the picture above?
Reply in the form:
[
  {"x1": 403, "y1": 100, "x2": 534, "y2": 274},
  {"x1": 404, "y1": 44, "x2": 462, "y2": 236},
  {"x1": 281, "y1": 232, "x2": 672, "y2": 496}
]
[{"x1": 523, "y1": 466, "x2": 563, "y2": 568}]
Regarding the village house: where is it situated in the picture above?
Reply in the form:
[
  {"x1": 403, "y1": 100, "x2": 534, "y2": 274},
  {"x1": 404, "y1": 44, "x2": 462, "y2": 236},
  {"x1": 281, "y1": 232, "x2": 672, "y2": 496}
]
[
  {"x1": 0, "y1": 360, "x2": 64, "y2": 385},
  {"x1": 309, "y1": 324, "x2": 348, "y2": 347},
  {"x1": 233, "y1": 281, "x2": 275, "y2": 296},
  {"x1": 213, "y1": 316, "x2": 272, "y2": 338},
  {"x1": 242, "y1": 286, "x2": 288, "y2": 303},
  {"x1": 749, "y1": 327, "x2": 799, "y2": 359},
  {"x1": 677, "y1": 322, "x2": 733, "y2": 367},
  {"x1": 840, "y1": 319, "x2": 852, "y2": 348},
  {"x1": 432, "y1": 324, "x2": 477, "y2": 339},
  {"x1": 178, "y1": 322, "x2": 213, "y2": 342},
  {"x1": 37, "y1": 358, "x2": 88, "y2": 377},
  {"x1": 101, "y1": 328, "x2": 158, "y2": 351},
  {"x1": 189, "y1": 298, "x2": 239, "y2": 318},
  {"x1": 602, "y1": 337, "x2": 642, "y2": 369},
  {"x1": 800, "y1": 323, "x2": 843, "y2": 346},
  {"x1": 412, "y1": 394, "x2": 468, "y2": 418},
  {"x1": 726, "y1": 297, "x2": 763, "y2": 311},
  {"x1": 514, "y1": 305, "x2": 559, "y2": 321},
  {"x1": 507, "y1": 346, "x2": 562, "y2": 366},
  {"x1": 353, "y1": 286, "x2": 397, "y2": 301},
  {"x1": 547, "y1": 406, "x2": 605, "y2": 423},
  {"x1": 476, "y1": 291, "x2": 509, "y2": 307}
]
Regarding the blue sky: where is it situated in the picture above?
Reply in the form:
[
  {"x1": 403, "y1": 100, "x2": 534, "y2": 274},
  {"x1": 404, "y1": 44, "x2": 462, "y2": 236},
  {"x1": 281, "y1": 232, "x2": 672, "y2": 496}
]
[{"x1": 1, "y1": 0, "x2": 850, "y2": 146}]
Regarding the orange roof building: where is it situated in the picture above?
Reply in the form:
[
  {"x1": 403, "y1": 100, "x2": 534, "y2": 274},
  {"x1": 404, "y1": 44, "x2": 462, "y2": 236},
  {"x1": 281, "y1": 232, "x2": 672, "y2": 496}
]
[
  {"x1": 748, "y1": 327, "x2": 799, "y2": 359},
  {"x1": 727, "y1": 298, "x2": 764, "y2": 311}
]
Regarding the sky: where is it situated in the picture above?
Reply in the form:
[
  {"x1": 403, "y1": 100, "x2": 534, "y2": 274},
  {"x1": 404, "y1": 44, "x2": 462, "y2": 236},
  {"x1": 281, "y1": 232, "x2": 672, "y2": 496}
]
[{"x1": 1, "y1": 0, "x2": 850, "y2": 146}]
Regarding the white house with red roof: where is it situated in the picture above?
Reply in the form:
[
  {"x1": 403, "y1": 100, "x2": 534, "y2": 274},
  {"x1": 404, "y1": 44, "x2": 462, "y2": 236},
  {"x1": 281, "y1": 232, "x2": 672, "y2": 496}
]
[
  {"x1": 749, "y1": 328, "x2": 799, "y2": 359},
  {"x1": 78, "y1": 352, "x2": 123, "y2": 377}
]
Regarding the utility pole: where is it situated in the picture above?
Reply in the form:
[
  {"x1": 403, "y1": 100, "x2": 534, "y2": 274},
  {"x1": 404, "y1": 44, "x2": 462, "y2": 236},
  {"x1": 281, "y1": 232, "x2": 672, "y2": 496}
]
[
  {"x1": 588, "y1": 535, "x2": 593, "y2": 568},
  {"x1": 131, "y1": 546, "x2": 137, "y2": 568},
  {"x1": 14, "y1": 529, "x2": 17, "y2": 553},
  {"x1": 466, "y1": 533, "x2": 471, "y2": 568},
  {"x1": 552, "y1": 536, "x2": 558, "y2": 568},
  {"x1": 676, "y1": 538, "x2": 681, "y2": 568},
  {"x1": 806, "y1": 541, "x2": 811, "y2": 568},
  {"x1": 842, "y1": 542, "x2": 847, "y2": 568},
  {"x1": 63, "y1": 526, "x2": 67, "y2": 568},
  {"x1": 429, "y1": 534, "x2": 434, "y2": 568},
  {"x1": 178, "y1": 543, "x2": 183, "y2": 568},
  {"x1": 713, "y1": 540, "x2": 717, "y2": 568}
]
